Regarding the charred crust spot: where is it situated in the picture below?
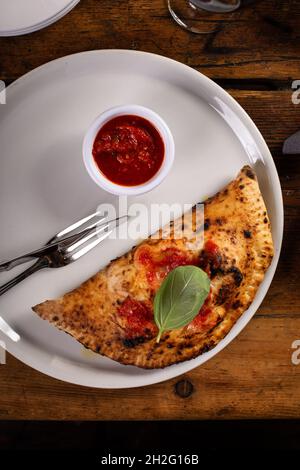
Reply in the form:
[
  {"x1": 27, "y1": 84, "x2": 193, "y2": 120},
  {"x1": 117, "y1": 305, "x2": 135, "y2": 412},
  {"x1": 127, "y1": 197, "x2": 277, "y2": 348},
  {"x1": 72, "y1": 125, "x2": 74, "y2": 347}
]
[
  {"x1": 204, "y1": 218, "x2": 210, "y2": 230},
  {"x1": 201, "y1": 342, "x2": 213, "y2": 354},
  {"x1": 243, "y1": 230, "x2": 252, "y2": 239},
  {"x1": 216, "y1": 218, "x2": 224, "y2": 226},
  {"x1": 52, "y1": 316, "x2": 59, "y2": 322},
  {"x1": 211, "y1": 264, "x2": 225, "y2": 278},
  {"x1": 122, "y1": 336, "x2": 146, "y2": 348},
  {"x1": 264, "y1": 217, "x2": 268, "y2": 224},
  {"x1": 199, "y1": 245, "x2": 224, "y2": 278},
  {"x1": 232, "y1": 300, "x2": 241, "y2": 310},
  {"x1": 178, "y1": 341, "x2": 193, "y2": 350},
  {"x1": 167, "y1": 343, "x2": 174, "y2": 349},
  {"x1": 228, "y1": 266, "x2": 243, "y2": 286},
  {"x1": 216, "y1": 285, "x2": 231, "y2": 305},
  {"x1": 239, "y1": 185, "x2": 245, "y2": 190},
  {"x1": 95, "y1": 345, "x2": 101, "y2": 353},
  {"x1": 245, "y1": 168, "x2": 255, "y2": 180}
]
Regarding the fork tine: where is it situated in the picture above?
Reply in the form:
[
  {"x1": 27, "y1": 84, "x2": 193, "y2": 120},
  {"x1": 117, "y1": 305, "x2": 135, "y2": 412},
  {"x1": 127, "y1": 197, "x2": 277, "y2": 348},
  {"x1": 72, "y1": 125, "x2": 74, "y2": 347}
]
[
  {"x1": 69, "y1": 229, "x2": 113, "y2": 261},
  {"x1": 54, "y1": 211, "x2": 107, "y2": 240},
  {"x1": 65, "y1": 223, "x2": 109, "y2": 253},
  {"x1": 63, "y1": 215, "x2": 130, "y2": 253},
  {"x1": 64, "y1": 215, "x2": 130, "y2": 261}
]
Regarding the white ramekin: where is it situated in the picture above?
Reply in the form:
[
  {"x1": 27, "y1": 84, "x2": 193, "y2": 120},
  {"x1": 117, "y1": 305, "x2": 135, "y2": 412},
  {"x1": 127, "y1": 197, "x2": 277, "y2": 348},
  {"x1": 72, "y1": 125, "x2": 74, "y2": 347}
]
[{"x1": 82, "y1": 104, "x2": 175, "y2": 196}]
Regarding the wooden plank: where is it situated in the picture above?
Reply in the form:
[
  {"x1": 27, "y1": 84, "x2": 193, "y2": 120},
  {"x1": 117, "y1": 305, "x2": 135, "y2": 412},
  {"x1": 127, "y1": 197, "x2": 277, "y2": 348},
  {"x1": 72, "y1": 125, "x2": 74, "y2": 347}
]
[
  {"x1": 1, "y1": 316, "x2": 300, "y2": 420},
  {"x1": 231, "y1": 91, "x2": 300, "y2": 154},
  {"x1": 0, "y1": 0, "x2": 300, "y2": 81}
]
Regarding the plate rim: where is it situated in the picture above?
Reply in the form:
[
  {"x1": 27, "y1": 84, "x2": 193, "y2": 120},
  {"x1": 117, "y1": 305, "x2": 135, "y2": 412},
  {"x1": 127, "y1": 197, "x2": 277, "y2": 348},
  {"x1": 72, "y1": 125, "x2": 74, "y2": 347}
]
[
  {"x1": 0, "y1": 0, "x2": 80, "y2": 37},
  {"x1": 1, "y1": 49, "x2": 284, "y2": 388}
]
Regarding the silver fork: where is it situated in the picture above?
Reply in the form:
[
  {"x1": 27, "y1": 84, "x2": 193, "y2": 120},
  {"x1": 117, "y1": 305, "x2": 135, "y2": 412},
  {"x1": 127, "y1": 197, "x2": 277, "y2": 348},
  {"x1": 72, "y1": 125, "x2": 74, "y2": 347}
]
[
  {"x1": 0, "y1": 213, "x2": 127, "y2": 297},
  {"x1": 0, "y1": 210, "x2": 108, "y2": 272}
]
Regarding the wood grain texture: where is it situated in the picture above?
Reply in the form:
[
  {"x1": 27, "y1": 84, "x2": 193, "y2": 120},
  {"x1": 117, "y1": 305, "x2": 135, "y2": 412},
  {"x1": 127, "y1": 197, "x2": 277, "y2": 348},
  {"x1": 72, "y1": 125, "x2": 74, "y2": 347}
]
[
  {"x1": 0, "y1": 0, "x2": 300, "y2": 82},
  {"x1": 1, "y1": 316, "x2": 300, "y2": 420},
  {"x1": 0, "y1": 0, "x2": 300, "y2": 420}
]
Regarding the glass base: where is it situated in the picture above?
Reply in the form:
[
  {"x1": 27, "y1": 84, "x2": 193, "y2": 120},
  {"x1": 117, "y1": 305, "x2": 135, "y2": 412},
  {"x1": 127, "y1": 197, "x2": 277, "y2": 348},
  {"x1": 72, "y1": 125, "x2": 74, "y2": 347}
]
[{"x1": 167, "y1": 0, "x2": 241, "y2": 34}]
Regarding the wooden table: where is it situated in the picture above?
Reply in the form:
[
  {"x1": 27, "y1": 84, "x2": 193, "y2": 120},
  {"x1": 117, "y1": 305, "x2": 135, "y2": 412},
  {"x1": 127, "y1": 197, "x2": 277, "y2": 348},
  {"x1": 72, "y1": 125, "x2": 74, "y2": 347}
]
[{"x1": 0, "y1": 0, "x2": 299, "y2": 421}]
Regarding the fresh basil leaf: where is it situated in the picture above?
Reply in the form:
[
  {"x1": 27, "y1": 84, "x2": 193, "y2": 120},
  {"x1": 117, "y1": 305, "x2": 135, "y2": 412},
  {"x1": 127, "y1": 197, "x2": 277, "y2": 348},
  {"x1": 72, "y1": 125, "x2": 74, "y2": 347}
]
[{"x1": 154, "y1": 265, "x2": 210, "y2": 342}]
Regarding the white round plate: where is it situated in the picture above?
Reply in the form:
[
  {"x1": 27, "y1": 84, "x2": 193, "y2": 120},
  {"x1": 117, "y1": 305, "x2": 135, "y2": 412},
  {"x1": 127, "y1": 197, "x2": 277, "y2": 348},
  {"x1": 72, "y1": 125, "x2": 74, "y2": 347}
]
[
  {"x1": 0, "y1": 50, "x2": 283, "y2": 388},
  {"x1": 0, "y1": 0, "x2": 79, "y2": 37}
]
